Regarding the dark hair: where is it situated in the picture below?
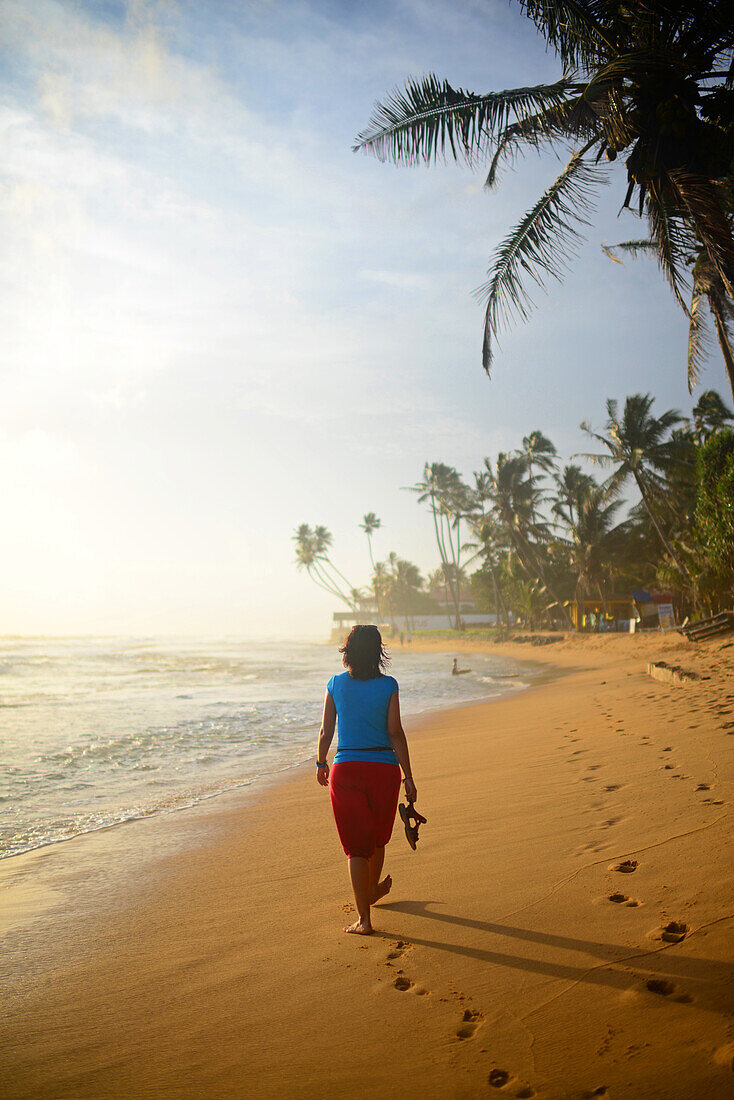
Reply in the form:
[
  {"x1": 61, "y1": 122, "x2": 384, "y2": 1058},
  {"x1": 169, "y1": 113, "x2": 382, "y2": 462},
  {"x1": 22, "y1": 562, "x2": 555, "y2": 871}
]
[{"x1": 339, "y1": 625, "x2": 390, "y2": 680}]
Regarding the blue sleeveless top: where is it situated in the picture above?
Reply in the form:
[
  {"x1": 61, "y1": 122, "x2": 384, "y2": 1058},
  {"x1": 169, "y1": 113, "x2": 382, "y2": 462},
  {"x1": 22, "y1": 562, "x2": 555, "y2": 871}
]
[{"x1": 327, "y1": 671, "x2": 399, "y2": 765}]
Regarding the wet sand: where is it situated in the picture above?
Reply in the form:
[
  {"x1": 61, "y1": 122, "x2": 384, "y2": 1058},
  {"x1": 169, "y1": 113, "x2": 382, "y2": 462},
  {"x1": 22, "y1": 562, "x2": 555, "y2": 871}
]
[{"x1": 1, "y1": 632, "x2": 733, "y2": 1098}]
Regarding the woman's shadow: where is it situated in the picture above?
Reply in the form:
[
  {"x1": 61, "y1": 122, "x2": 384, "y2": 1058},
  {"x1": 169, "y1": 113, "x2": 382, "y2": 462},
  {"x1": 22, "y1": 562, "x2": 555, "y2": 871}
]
[{"x1": 377, "y1": 899, "x2": 731, "y2": 1014}]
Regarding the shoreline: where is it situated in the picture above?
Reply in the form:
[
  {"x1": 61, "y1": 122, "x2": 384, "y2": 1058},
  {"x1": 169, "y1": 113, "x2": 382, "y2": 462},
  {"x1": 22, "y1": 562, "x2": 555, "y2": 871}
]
[
  {"x1": 0, "y1": 646, "x2": 540, "y2": 870},
  {"x1": 2, "y1": 633, "x2": 733, "y2": 1098},
  {"x1": 0, "y1": 649, "x2": 547, "y2": 954}
]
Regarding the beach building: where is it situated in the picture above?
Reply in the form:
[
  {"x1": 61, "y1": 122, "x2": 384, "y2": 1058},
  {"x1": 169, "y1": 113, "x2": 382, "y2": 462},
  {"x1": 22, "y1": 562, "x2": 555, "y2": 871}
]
[
  {"x1": 565, "y1": 589, "x2": 677, "y2": 632},
  {"x1": 632, "y1": 588, "x2": 676, "y2": 629},
  {"x1": 565, "y1": 595, "x2": 637, "y2": 632},
  {"x1": 332, "y1": 609, "x2": 501, "y2": 634}
]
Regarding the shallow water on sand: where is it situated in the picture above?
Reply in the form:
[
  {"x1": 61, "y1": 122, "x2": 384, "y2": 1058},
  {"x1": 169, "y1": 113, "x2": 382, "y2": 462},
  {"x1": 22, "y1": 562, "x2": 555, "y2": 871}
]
[{"x1": 0, "y1": 636, "x2": 531, "y2": 859}]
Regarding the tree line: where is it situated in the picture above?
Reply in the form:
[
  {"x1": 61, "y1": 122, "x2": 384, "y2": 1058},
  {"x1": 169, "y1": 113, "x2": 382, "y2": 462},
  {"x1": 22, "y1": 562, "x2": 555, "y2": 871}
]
[{"x1": 294, "y1": 390, "x2": 734, "y2": 629}]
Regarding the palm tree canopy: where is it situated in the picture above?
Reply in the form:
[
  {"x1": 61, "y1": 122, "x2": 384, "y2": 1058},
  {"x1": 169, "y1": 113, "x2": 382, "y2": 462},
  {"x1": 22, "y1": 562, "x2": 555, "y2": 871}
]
[
  {"x1": 553, "y1": 462, "x2": 597, "y2": 519},
  {"x1": 312, "y1": 525, "x2": 333, "y2": 555},
  {"x1": 522, "y1": 430, "x2": 558, "y2": 473},
  {"x1": 581, "y1": 392, "x2": 686, "y2": 495},
  {"x1": 355, "y1": 1, "x2": 734, "y2": 375},
  {"x1": 360, "y1": 512, "x2": 382, "y2": 536},
  {"x1": 692, "y1": 388, "x2": 734, "y2": 440}
]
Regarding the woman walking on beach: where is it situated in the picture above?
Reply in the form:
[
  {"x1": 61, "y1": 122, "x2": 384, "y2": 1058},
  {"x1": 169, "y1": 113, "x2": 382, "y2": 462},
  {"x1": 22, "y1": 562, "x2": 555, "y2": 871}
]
[{"x1": 317, "y1": 625, "x2": 417, "y2": 935}]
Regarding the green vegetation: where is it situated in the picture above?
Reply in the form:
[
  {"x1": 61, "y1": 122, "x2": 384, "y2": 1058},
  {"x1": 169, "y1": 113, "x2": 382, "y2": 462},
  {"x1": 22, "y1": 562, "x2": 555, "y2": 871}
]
[
  {"x1": 294, "y1": 390, "x2": 734, "y2": 628},
  {"x1": 354, "y1": 2, "x2": 734, "y2": 395}
]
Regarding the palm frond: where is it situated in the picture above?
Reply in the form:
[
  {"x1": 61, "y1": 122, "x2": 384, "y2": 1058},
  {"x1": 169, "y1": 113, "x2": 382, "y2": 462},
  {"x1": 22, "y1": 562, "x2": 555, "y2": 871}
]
[
  {"x1": 518, "y1": 1, "x2": 617, "y2": 69},
  {"x1": 485, "y1": 94, "x2": 596, "y2": 187},
  {"x1": 601, "y1": 239, "x2": 656, "y2": 263},
  {"x1": 353, "y1": 75, "x2": 580, "y2": 167},
  {"x1": 479, "y1": 149, "x2": 606, "y2": 373},
  {"x1": 687, "y1": 277, "x2": 710, "y2": 393},
  {"x1": 645, "y1": 190, "x2": 692, "y2": 311},
  {"x1": 669, "y1": 170, "x2": 734, "y2": 300}
]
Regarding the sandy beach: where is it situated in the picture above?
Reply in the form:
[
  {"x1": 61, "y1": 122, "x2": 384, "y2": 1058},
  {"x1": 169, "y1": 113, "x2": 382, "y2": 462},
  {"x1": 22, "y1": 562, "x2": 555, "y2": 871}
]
[{"x1": 1, "y1": 632, "x2": 733, "y2": 1099}]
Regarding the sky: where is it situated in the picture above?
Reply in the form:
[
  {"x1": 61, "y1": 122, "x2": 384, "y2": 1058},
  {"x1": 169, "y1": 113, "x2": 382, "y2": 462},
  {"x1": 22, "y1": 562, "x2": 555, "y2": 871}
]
[{"x1": 0, "y1": 0, "x2": 730, "y2": 638}]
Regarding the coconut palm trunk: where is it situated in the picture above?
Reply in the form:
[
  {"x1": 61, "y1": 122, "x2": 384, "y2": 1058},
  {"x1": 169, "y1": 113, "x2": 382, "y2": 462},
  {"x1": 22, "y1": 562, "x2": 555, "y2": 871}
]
[
  {"x1": 430, "y1": 495, "x2": 461, "y2": 629},
  {"x1": 632, "y1": 470, "x2": 692, "y2": 586}
]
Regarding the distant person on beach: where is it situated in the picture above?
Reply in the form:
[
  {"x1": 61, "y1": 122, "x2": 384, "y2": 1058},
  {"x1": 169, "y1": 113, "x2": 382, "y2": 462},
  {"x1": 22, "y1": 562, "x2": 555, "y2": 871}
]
[
  {"x1": 316, "y1": 625, "x2": 416, "y2": 935},
  {"x1": 452, "y1": 658, "x2": 471, "y2": 675}
]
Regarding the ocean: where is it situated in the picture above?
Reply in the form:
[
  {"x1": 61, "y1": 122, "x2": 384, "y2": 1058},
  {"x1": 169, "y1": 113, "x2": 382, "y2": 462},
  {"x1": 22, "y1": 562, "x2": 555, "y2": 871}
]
[{"x1": 0, "y1": 636, "x2": 531, "y2": 860}]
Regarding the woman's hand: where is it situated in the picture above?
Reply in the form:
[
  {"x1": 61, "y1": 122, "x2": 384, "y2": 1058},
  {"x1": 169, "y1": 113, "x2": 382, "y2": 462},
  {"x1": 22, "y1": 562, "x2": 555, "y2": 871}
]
[
  {"x1": 403, "y1": 776, "x2": 417, "y2": 803},
  {"x1": 317, "y1": 763, "x2": 330, "y2": 786}
]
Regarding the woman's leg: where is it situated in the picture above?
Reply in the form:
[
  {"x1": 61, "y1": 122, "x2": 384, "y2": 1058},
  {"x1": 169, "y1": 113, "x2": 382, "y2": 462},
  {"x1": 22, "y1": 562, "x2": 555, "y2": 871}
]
[
  {"x1": 330, "y1": 764, "x2": 376, "y2": 934},
  {"x1": 369, "y1": 765, "x2": 401, "y2": 906},
  {"x1": 346, "y1": 856, "x2": 373, "y2": 934},
  {"x1": 369, "y1": 845, "x2": 392, "y2": 903}
]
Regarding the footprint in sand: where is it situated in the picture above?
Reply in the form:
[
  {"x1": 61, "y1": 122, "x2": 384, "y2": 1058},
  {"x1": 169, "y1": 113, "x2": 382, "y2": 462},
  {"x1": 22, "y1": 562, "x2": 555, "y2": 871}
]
[
  {"x1": 696, "y1": 783, "x2": 711, "y2": 791},
  {"x1": 607, "y1": 892, "x2": 641, "y2": 906},
  {"x1": 645, "y1": 978, "x2": 693, "y2": 1003},
  {"x1": 582, "y1": 1089, "x2": 609, "y2": 1098},
  {"x1": 386, "y1": 940, "x2": 411, "y2": 961},
  {"x1": 455, "y1": 1008, "x2": 483, "y2": 1039},
  {"x1": 516, "y1": 1089, "x2": 535, "y2": 1099},
  {"x1": 661, "y1": 921, "x2": 689, "y2": 943},
  {"x1": 488, "y1": 1068, "x2": 511, "y2": 1088},
  {"x1": 614, "y1": 859, "x2": 638, "y2": 873},
  {"x1": 604, "y1": 784, "x2": 622, "y2": 791},
  {"x1": 393, "y1": 974, "x2": 413, "y2": 992}
]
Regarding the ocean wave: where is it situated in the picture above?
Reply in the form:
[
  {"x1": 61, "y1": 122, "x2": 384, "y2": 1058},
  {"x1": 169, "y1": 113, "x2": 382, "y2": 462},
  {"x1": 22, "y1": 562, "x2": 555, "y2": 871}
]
[{"x1": 1, "y1": 637, "x2": 529, "y2": 861}]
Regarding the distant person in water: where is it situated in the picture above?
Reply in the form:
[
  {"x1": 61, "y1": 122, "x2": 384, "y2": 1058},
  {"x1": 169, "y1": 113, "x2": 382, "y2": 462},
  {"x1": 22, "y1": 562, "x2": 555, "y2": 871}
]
[
  {"x1": 452, "y1": 658, "x2": 471, "y2": 676},
  {"x1": 317, "y1": 625, "x2": 416, "y2": 935}
]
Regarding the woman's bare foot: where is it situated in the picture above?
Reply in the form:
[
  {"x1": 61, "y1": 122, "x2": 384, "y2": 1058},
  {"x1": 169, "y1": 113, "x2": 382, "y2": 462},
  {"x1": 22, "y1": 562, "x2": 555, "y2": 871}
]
[
  {"x1": 372, "y1": 874, "x2": 392, "y2": 904},
  {"x1": 344, "y1": 919, "x2": 373, "y2": 935}
]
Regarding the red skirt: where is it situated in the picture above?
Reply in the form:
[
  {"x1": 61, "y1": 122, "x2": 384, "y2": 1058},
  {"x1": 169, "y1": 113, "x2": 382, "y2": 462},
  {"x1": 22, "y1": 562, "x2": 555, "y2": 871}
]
[{"x1": 329, "y1": 761, "x2": 401, "y2": 859}]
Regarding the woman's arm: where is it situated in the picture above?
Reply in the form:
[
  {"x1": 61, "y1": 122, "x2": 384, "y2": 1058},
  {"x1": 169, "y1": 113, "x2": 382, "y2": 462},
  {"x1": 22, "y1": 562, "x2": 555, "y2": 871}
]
[
  {"x1": 387, "y1": 691, "x2": 417, "y2": 802},
  {"x1": 316, "y1": 691, "x2": 336, "y2": 786}
]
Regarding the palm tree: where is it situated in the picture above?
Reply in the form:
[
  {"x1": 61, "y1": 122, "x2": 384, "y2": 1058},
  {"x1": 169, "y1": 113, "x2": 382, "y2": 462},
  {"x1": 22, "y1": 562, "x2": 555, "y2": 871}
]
[
  {"x1": 521, "y1": 429, "x2": 557, "y2": 526},
  {"x1": 354, "y1": 2, "x2": 734, "y2": 375},
  {"x1": 378, "y1": 555, "x2": 429, "y2": 631},
  {"x1": 293, "y1": 524, "x2": 358, "y2": 609},
  {"x1": 581, "y1": 393, "x2": 692, "y2": 582},
  {"x1": 522, "y1": 430, "x2": 558, "y2": 480},
  {"x1": 553, "y1": 463, "x2": 596, "y2": 530},
  {"x1": 483, "y1": 451, "x2": 572, "y2": 625},
  {"x1": 691, "y1": 389, "x2": 734, "y2": 443},
  {"x1": 359, "y1": 513, "x2": 381, "y2": 568},
  {"x1": 372, "y1": 560, "x2": 391, "y2": 627},
  {"x1": 406, "y1": 462, "x2": 469, "y2": 628},
  {"x1": 464, "y1": 512, "x2": 510, "y2": 628},
  {"x1": 360, "y1": 512, "x2": 382, "y2": 618},
  {"x1": 554, "y1": 478, "x2": 626, "y2": 611}
]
